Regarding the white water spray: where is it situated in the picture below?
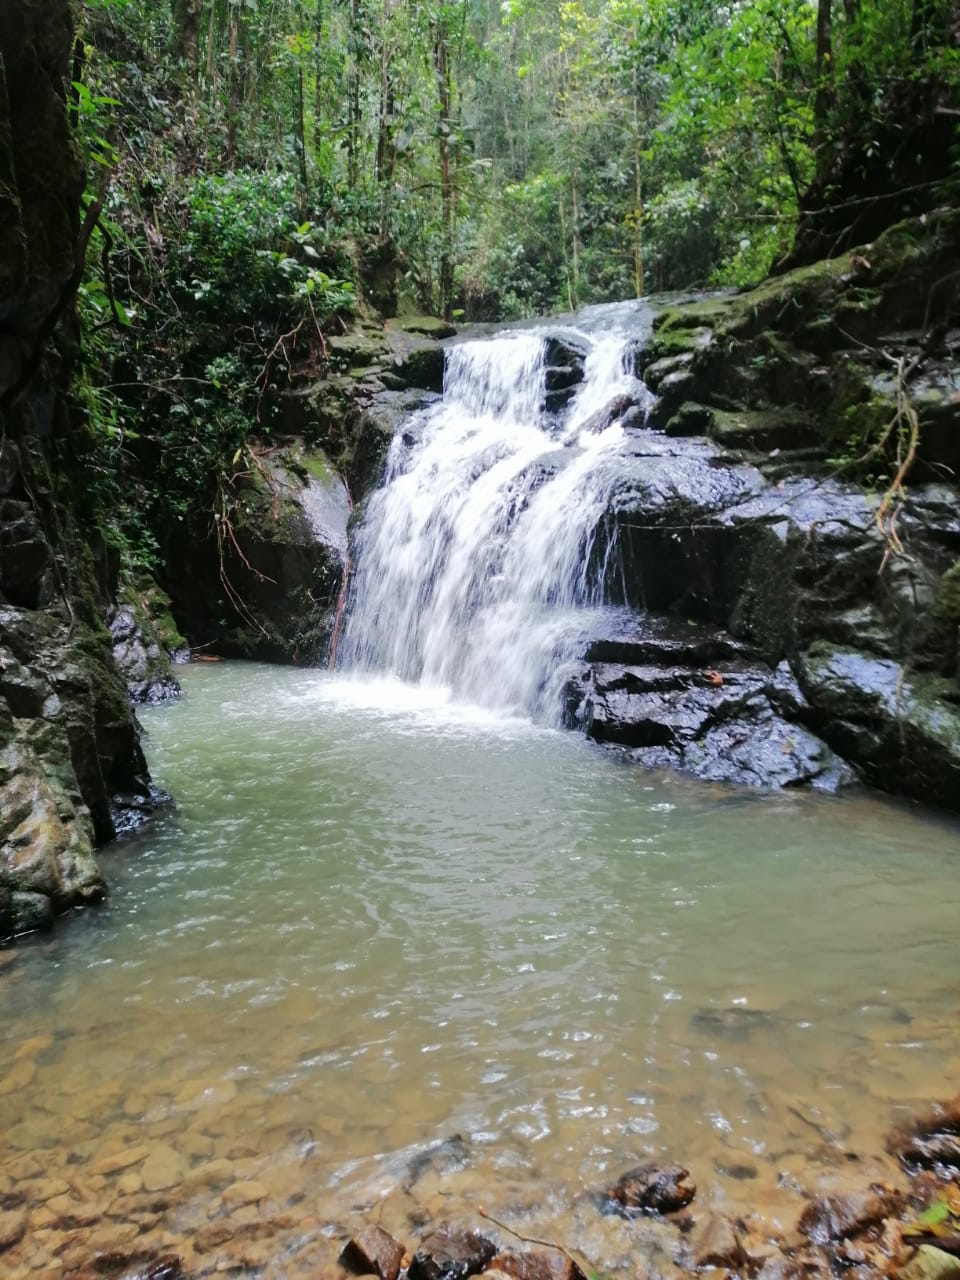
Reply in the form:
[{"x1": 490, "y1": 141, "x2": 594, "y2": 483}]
[{"x1": 340, "y1": 304, "x2": 653, "y2": 719}]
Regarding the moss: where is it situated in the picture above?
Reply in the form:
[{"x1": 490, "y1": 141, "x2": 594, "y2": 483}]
[
  {"x1": 919, "y1": 559, "x2": 960, "y2": 675},
  {"x1": 119, "y1": 573, "x2": 188, "y2": 653},
  {"x1": 653, "y1": 298, "x2": 734, "y2": 332},
  {"x1": 300, "y1": 452, "x2": 335, "y2": 485},
  {"x1": 392, "y1": 313, "x2": 457, "y2": 338}
]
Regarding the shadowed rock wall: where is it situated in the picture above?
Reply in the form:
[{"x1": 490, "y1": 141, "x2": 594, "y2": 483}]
[{"x1": 0, "y1": 0, "x2": 157, "y2": 941}]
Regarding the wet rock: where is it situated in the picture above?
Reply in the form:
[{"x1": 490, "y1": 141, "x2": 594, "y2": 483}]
[
  {"x1": 796, "y1": 646, "x2": 960, "y2": 810},
  {"x1": 566, "y1": 646, "x2": 852, "y2": 794},
  {"x1": 405, "y1": 1134, "x2": 471, "y2": 1190},
  {"x1": 160, "y1": 443, "x2": 348, "y2": 663},
  {"x1": 108, "y1": 604, "x2": 181, "y2": 705},
  {"x1": 901, "y1": 1246, "x2": 960, "y2": 1280},
  {"x1": 0, "y1": 1206, "x2": 27, "y2": 1250},
  {"x1": 494, "y1": 1247, "x2": 587, "y2": 1280},
  {"x1": 391, "y1": 340, "x2": 446, "y2": 392},
  {"x1": 543, "y1": 336, "x2": 588, "y2": 413},
  {"x1": 575, "y1": 394, "x2": 638, "y2": 435},
  {"x1": 544, "y1": 364, "x2": 584, "y2": 395},
  {"x1": 398, "y1": 316, "x2": 457, "y2": 339},
  {"x1": 10, "y1": 890, "x2": 54, "y2": 932},
  {"x1": 601, "y1": 1163, "x2": 697, "y2": 1216},
  {"x1": 221, "y1": 1179, "x2": 268, "y2": 1209},
  {"x1": 754, "y1": 1257, "x2": 810, "y2": 1280},
  {"x1": 692, "y1": 1213, "x2": 748, "y2": 1270},
  {"x1": 797, "y1": 1188, "x2": 903, "y2": 1244},
  {"x1": 407, "y1": 1224, "x2": 497, "y2": 1280},
  {"x1": 116, "y1": 1259, "x2": 184, "y2": 1280},
  {"x1": 339, "y1": 1224, "x2": 406, "y2": 1280},
  {"x1": 141, "y1": 1146, "x2": 187, "y2": 1193},
  {"x1": 544, "y1": 334, "x2": 589, "y2": 371},
  {"x1": 889, "y1": 1097, "x2": 960, "y2": 1174}
]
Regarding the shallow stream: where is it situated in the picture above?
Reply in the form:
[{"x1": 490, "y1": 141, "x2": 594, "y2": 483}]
[{"x1": 2, "y1": 661, "x2": 959, "y2": 1276}]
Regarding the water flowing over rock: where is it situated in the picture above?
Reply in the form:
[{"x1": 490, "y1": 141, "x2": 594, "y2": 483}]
[
  {"x1": 341, "y1": 305, "x2": 655, "y2": 720},
  {"x1": 340, "y1": 296, "x2": 960, "y2": 809}
]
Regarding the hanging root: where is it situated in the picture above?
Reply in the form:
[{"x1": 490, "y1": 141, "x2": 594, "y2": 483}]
[{"x1": 876, "y1": 354, "x2": 921, "y2": 571}]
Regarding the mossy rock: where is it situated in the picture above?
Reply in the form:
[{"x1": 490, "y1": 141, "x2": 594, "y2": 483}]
[
  {"x1": 917, "y1": 559, "x2": 960, "y2": 675},
  {"x1": 707, "y1": 407, "x2": 813, "y2": 452},
  {"x1": 393, "y1": 314, "x2": 457, "y2": 339},
  {"x1": 390, "y1": 341, "x2": 445, "y2": 391}
]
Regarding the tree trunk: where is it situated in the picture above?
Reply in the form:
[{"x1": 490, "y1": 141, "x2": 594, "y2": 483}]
[
  {"x1": 814, "y1": 0, "x2": 832, "y2": 139},
  {"x1": 171, "y1": 0, "x2": 201, "y2": 77},
  {"x1": 347, "y1": 0, "x2": 362, "y2": 189},
  {"x1": 313, "y1": 0, "x2": 324, "y2": 162},
  {"x1": 431, "y1": 21, "x2": 455, "y2": 318}
]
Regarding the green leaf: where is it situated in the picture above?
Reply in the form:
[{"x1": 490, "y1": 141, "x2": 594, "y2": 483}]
[{"x1": 919, "y1": 1201, "x2": 952, "y2": 1227}]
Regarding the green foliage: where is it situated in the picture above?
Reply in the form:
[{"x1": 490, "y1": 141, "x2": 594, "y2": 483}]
[{"x1": 68, "y1": 0, "x2": 960, "y2": 576}]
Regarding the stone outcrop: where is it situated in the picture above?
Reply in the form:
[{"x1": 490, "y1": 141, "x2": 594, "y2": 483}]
[
  {"x1": 160, "y1": 443, "x2": 351, "y2": 663},
  {"x1": 0, "y1": 0, "x2": 161, "y2": 941},
  {"x1": 561, "y1": 213, "x2": 960, "y2": 810}
]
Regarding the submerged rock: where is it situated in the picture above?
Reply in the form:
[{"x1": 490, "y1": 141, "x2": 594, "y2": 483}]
[
  {"x1": 600, "y1": 1162, "x2": 697, "y2": 1216},
  {"x1": 797, "y1": 1188, "x2": 903, "y2": 1244},
  {"x1": 405, "y1": 1133, "x2": 472, "y2": 1189},
  {"x1": 692, "y1": 1213, "x2": 748, "y2": 1270},
  {"x1": 690, "y1": 1007, "x2": 776, "y2": 1043}
]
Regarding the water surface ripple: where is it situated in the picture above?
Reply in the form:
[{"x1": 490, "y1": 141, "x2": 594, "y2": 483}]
[{"x1": 2, "y1": 662, "x2": 959, "y2": 1274}]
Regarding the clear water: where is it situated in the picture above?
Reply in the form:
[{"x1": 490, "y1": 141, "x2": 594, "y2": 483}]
[{"x1": 2, "y1": 661, "x2": 959, "y2": 1276}]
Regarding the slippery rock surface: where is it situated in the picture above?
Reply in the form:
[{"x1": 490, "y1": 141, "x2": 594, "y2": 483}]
[
  {"x1": 571, "y1": 214, "x2": 960, "y2": 808},
  {"x1": 568, "y1": 454, "x2": 960, "y2": 803},
  {"x1": 108, "y1": 603, "x2": 182, "y2": 705},
  {"x1": 0, "y1": 596, "x2": 158, "y2": 939},
  {"x1": 0, "y1": 0, "x2": 162, "y2": 942},
  {"x1": 565, "y1": 619, "x2": 852, "y2": 792}
]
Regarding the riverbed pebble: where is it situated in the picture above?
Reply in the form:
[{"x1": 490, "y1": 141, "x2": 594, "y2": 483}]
[
  {"x1": 142, "y1": 1145, "x2": 188, "y2": 1192},
  {"x1": 339, "y1": 1223, "x2": 407, "y2": 1280}
]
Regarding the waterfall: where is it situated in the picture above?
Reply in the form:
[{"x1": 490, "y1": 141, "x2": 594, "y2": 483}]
[{"x1": 340, "y1": 303, "x2": 654, "y2": 720}]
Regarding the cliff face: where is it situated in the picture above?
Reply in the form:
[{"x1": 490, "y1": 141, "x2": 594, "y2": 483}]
[{"x1": 0, "y1": 0, "x2": 157, "y2": 941}]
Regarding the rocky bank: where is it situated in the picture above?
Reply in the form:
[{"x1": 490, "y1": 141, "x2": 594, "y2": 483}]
[
  {"x1": 572, "y1": 210, "x2": 960, "y2": 810},
  {"x1": 0, "y1": 0, "x2": 163, "y2": 941}
]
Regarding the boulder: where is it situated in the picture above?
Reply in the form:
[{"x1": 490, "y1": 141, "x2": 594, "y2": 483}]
[
  {"x1": 160, "y1": 444, "x2": 350, "y2": 663},
  {"x1": 600, "y1": 1162, "x2": 696, "y2": 1216},
  {"x1": 407, "y1": 1225, "x2": 497, "y2": 1280},
  {"x1": 340, "y1": 1224, "x2": 407, "y2": 1280}
]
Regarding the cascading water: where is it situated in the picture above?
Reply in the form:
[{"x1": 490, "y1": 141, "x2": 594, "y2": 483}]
[{"x1": 340, "y1": 302, "x2": 654, "y2": 719}]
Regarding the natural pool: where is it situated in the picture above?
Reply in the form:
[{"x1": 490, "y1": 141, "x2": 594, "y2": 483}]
[{"x1": 2, "y1": 660, "x2": 959, "y2": 1277}]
